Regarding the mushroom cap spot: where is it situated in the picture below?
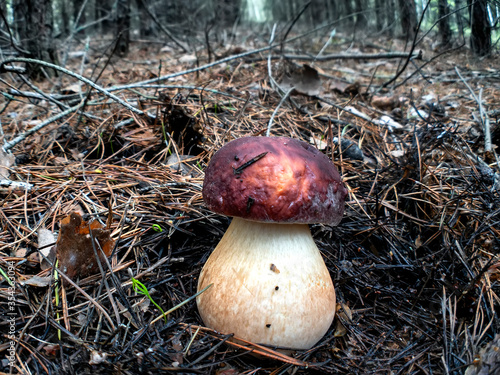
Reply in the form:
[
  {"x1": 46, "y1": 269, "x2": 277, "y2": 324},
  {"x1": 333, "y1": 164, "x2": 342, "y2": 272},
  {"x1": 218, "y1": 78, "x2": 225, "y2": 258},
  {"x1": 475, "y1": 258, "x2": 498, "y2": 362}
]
[{"x1": 202, "y1": 136, "x2": 348, "y2": 225}]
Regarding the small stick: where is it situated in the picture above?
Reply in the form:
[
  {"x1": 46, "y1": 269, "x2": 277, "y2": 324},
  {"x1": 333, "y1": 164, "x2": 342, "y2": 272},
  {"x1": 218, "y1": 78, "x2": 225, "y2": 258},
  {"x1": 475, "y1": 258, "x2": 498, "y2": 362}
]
[
  {"x1": 1, "y1": 57, "x2": 144, "y2": 115},
  {"x1": 267, "y1": 87, "x2": 294, "y2": 137},
  {"x1": 233, "y1": 152, "x2": 268, "y2": 176},
  {"x1": 2, "y1": 102, "x2": 85, "y2": 151}
]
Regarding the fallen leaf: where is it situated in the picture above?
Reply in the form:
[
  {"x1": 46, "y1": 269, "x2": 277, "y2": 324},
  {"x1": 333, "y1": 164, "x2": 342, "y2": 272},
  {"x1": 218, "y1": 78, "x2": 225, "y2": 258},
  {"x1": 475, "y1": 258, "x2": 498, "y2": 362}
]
[
  {"x1": 15, "y1": 248, "x2": 28, "y2": 257},
  {"x1": 178, "y1": 54, "x2": 197, "y2": 64},
  {"x1": 89, "y1": 350, "x2": 108, "y2": 365},
  {"x1": 329, "y1": 78, "x2": 350, "y2": 94},
  {"x1": 371, "y1": 95, "x2": 398, "y2": 111},
  {"x1": 122, "y1": 127, "x2": 158, "y2": 147},
  {"x1": 334, "y1": 303, "x2": 352, "y2": 337},
  {"x1": 42, "y1": 344, "x2": 60, "y2": 356},
  {"x1": 0, "y1": 148, "x2": 15, "y2": 179},
  {"x1": 20, "y1": 275, "x2": 52, "y2": 287},
  {"x1": 38, "y1": 228, "x2": 57, "y2": 270},
  {"x1": 167, "y1": 154, "x2": 201, "y2": 177},
  {"x1": 344, "y1": 82, "x2": 361, "y2": 96},
  {"x1": 61, "y1": 83, "x2": 83, "y2": 95},
  {"x1": 56, "y1": 212, "x2": 115, "y2": 280},
  {"x1": 279, "y1": 64, "x2": 322, "y2": 96},
  {"x1": 216, "y1": 367, "x2": 240, "y2": 375},
  {"x1": 390, "y1": 150, "x2": 406, "y2": 158}
]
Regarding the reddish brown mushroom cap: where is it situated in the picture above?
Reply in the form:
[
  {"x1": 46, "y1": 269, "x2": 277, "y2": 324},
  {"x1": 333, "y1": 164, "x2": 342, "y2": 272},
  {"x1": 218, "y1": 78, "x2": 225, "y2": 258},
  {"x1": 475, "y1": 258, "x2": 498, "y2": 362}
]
[{"x1": 202, "y1": 136, "x2": 348, "y2": 225}]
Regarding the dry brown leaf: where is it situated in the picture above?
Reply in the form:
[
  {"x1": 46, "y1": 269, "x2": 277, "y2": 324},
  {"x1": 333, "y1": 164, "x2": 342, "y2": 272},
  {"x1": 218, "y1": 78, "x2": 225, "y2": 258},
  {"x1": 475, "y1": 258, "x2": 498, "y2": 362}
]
[
  {"x1": 38, "y1": 228, "x2": 56, "y2": 270},
  {"x1": 56, "y1": 212, "x2": 115, "y2": 280},
  {"x1": 334, "y1": 303, "x2": 352, "y2": 337},
  {"x1": 166, "y1": 154, "x2": 202, "y2": 177},
  {"x1": 42, "y1": 344, "x2": 60, "y2": 357},
  {"x1": 343, "y1": 81, "x2": 361, "y2": 96},
  {"x1": 329, "y1": 78, "x2": 350, "y2": 94},
  {"x1": 0, "y1": 148, "x2": 15, "y2": 179},
  {"x1": 15, "y1": 248, "x2": 28, "y2": 257},
  {"x1": 61, "y1": 83, "x2": 83, "y2": 95},
  {"x1": 20, "y1": 275, "x2": 52, "y2": 287},
  {"x1": 371, "y1": 95, "x2": 398, "y2": 111},
  {"x1": 279, "y1": 64, "x2": 322, "y2": 96}
]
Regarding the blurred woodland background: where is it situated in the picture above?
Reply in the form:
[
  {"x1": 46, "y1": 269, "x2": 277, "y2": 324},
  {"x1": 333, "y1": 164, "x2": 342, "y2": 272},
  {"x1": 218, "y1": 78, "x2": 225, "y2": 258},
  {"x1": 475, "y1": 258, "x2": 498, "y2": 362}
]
[{"x1": 1, "y1": 0, "x2": 498, "y2": 73}]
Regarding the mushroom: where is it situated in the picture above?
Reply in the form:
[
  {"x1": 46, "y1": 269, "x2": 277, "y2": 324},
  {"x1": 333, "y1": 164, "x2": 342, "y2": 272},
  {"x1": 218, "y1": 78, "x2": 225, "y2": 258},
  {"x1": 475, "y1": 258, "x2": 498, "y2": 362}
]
[{"x1": 197, "y1": 136, "x2": 348, "y2": 350}]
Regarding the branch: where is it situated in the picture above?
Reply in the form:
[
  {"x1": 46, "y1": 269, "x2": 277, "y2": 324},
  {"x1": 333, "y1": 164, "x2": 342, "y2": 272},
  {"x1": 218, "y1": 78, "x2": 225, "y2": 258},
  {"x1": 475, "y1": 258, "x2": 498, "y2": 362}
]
[
  {"x1": 0, "y1": 180, "x2": 33, "y2": 191},
  {"x1": 2, "y1": 102, "x2": 85, "y2": 151},
  {"x1": 107, "y1": 44, "x2": 282, "y2": 91},
  {"x1": 0, "y1": 57, "x2": 144, "y2": 115},
  {"x1": 248, "y1": 51, "x2": 422, "y2": 62}
]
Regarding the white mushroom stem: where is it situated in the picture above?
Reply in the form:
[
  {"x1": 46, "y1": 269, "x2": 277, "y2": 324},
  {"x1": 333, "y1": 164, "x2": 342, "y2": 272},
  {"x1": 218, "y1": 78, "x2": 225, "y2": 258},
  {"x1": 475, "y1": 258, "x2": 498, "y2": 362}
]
[{"x1": 196, "y1": 217, "x2": 336, "y2": 350}]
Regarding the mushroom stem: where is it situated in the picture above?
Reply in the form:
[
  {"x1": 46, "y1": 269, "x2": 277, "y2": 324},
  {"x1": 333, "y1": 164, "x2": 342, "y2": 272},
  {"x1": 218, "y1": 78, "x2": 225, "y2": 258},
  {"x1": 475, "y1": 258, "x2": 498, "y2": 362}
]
[{"x1": 197, "y1": 217, "x2": 336, "y2": 350}]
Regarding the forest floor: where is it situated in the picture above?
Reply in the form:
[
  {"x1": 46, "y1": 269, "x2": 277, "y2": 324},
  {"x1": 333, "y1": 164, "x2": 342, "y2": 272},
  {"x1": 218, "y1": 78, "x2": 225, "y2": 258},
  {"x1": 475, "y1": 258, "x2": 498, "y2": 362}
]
[{"x1": 1, "y1": 29, "x2": 499, "y2": 374}]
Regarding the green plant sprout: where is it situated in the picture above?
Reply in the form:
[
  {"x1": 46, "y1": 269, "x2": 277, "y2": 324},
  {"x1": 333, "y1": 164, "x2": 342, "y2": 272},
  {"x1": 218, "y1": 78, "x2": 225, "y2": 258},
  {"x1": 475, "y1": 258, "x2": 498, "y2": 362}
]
[
  {"x1": 341, "y1": 124, "x2": 352, "y2": 136},
  {"x1": 54, "y1": 260, "x2": 62, "y2": 340},
  {"x1": 148, "y1": 283, "x2": 212, "y2": 326},
  {"x1": 131, "y1": 277, "x2": 167, "y2": 322},
  {"x1": 161, "y1": 122, "x2": 168, "y2": 144},
  {"x1": 0, "y1": 267, "x2": 14, "y2": 286},
  {"x1": 151, "y1": 224, "x2": 163, "y2": 232}
]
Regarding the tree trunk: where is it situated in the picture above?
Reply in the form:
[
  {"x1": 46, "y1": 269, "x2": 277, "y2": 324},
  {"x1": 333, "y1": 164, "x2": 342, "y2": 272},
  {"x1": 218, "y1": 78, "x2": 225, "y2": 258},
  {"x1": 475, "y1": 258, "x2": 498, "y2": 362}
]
[
  {"x1": 96, "y1": 0, "x2": 114, "y2": 34},
  {"x1": 438, "y1": 0, "x2": 452, "y2": 47},
  {"x1": 219, "y1": 0, "x2": 240, "y2": 27},
  {"x1": 354, "y1": 0, "x2": 364, "y2": 31},
  {"x1": 398, "y1": 0, "x2": 417, "y2": 39},
  {"x1": 455, "y1": 0, "x2": 466, "y2": 39},
  {"x1": 116, "y1": 0, "x2": 130, "y2": 56},
  {"x1": 310, "y1": 0, "x2": 327, "y2": 25},
  {"x1": 344, "y1": 0, "x2": 354, "y2": 28},
  {"x1": 73, "y1": 0, "x2": 86, "y2": 33},
  {"x1": 375, "y1": 0, "x2": 385, "y2": 32},
  {"x1": 468, "y1": 0, "x2": 491, "y2": 56},
  {"x1": 14, "y1": 0, "x2": 56, "y2": 79},
  {"x1": 386, "y1": 0, "x2": 396, "y2": 36},
  {"x1": 59, "y1": 0, "x2": 71, "y2": 37},
  {"x1": 135, "y1": 0, "x2": 154, "y2": 37}
]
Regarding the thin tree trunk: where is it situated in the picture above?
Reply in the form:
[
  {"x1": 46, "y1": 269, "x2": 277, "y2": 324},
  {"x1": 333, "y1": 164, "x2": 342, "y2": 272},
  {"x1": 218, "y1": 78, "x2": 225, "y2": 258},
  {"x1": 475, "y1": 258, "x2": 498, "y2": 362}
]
[
  {"x1": 116, "y1": 0, "x2": 130, "y2": 56},
  {"x1": 14, "y1": 0, "x2": 57, "y2": 79},
  {"x1": 73, "y1": 0, "x2": 86, "y2": 34},
  {"x1": 455, "y1": 0, "x2": 466, "y2": 39},
  {"x1": 354, "y1": 0, "x2": 364, "y2": 30},
  {"x1": 438, "y1": 0, "x2": 452, "y2": 47},
  {"x1": 375, "y1": 0, "x2": 385, "y2": 32},
  {"x1": 468, "y1": 0, "x2": 491, "y2": 56},
  {"x1": 344, "y1": 0, "x2": 354, "y2": 28},
  {"x1": 398, "y1": 0, "x2": 417, "y2": 40},
  {"x1": 387, "y1": 0, "x2": 396, "y2": 36}
]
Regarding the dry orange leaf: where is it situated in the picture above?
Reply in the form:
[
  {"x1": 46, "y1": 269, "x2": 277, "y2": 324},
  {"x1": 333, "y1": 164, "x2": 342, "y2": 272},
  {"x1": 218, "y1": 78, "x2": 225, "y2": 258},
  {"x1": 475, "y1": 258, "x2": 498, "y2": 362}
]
[
  {"x1": 371, "y1": 95, "x2": 398, "y2": 111},
  {"x1": 56, "y1": 212, "x2": 115, "y2": 280}
]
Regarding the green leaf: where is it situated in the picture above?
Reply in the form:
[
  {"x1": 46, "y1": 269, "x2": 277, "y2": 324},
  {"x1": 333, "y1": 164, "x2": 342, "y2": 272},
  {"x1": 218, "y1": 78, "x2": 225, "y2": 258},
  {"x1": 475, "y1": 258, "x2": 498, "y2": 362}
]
[{"x1": 132, "y1": 277, "x2": 167, "y2": 322}]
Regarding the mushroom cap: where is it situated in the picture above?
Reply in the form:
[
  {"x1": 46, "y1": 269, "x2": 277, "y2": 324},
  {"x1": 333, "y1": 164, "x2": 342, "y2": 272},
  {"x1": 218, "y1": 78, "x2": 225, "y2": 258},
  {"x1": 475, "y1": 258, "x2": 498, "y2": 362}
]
[{"x1": 203, "y1": 136, "x2": 348, "y2": 225}]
